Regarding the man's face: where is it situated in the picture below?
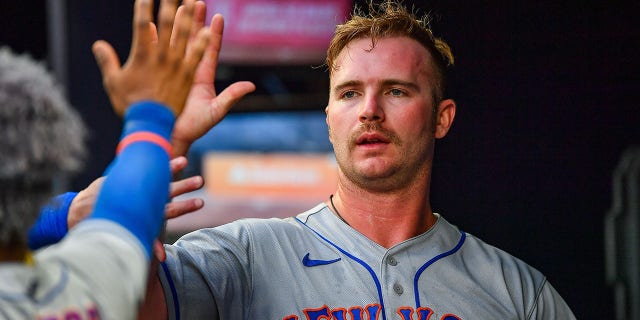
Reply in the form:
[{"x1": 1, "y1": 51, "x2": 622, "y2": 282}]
[{"x1": 326, "y1": 36, "x2": 440, "y2": 192}]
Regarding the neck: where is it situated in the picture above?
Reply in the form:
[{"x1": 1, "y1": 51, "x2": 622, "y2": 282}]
[
  {"x1": 0, "y1": 245, "x2": 28, "y2": 262},
  {"x1": 328, "y1": 185, "x2": 436, "y2": 248}
]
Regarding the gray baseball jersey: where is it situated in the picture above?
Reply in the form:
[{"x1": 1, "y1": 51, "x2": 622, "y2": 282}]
[
  {"x1": 161, "y1": 203, "x2": 575, "y2": 319},
  {"x1": 0, "y1": 221, "x2": 147, "y2": 320}
]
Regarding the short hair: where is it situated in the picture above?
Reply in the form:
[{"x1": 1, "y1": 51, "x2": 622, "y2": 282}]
[
  {"x1": 326, "y1": 0, "x2": 454, "y2": 103},
  {"x1": 0, "y1": 46, "x2": 87, "y2": 247}
]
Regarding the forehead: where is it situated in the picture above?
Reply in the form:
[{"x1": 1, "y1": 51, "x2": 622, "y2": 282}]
[{"x1": 330, "y1": 37, "x2": 434, "y2": 87}]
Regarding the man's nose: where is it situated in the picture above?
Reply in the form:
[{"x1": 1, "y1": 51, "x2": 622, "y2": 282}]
[{"x1": 359, "y1": 94, "x2": 385, "y2": 122}]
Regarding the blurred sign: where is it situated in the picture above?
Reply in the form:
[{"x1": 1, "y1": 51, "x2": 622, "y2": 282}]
[
  {"x1": 167, "y1": 152, "x2": 338, "y2": 234},
  {"x1": 204, "y1": 152, "x2": 338, "y2": 199},
  {"x1": 205, "y1": 0, "x2": 352, "y2": 64}
]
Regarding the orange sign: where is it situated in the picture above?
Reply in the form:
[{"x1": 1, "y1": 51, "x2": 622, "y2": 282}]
[{"x1": 203, "y1": 152, "x2": 338, "y2": 199}]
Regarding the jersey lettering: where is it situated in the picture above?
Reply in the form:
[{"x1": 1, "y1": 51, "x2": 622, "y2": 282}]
[
  {"x1": 37, "y1": 305, "x2": 99, "y2": 320},
  {"x1": 397, "y1": 307, "x2": 434, "y2": 320},
  {"x1": 303, "y1": 305, "x2": 332, "y2": 319},
  {"x1": 284, "y1": 305, "x2": 458, "y2": 320}
]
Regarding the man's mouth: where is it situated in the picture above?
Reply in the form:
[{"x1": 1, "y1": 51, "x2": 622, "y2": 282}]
[{"x1": 356, "y1": 133, "x2": 390, "y2": 145}]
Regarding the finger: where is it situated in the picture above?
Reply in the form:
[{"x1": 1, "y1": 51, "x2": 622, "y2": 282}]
[
  {"x1": 156, "y1": 0, "x2": 180, "y2": 53},
  {"x1": 153, "y1": 240, "x2": 167, "y2": 262},
  {"x1": 149, "y1": 22, "x2": 159, "y2": 44},
  {"x1": 170, "y1": 175, "x2": 204, "y2": 198},
  {"x1": 171, "y1": 0, "x2": 196, "y2": 57},
  {"x1": 165, "y1": 198, "x2": 204, "y2": 219},
  {"x1": 131, "y1": 0, "x2": 155, "y2": 60},
  {"x1": 204, "y1": 13, "x2": 224, "y2": 77},
  {"x1": 192, "y1": 1, "x2": 207, "y2": 36},
  {"x1": 92, "y1": 40, "x2": 123, "y2": 115},
  {"x1": 183, "y1": 28, "x2": 211, "y2": 72},
  {"x1": 92, "y1": 40, "x2": 121, "y2": 80},
  {"x1": 182, "y1": 1, "x2": 207, "y2": 58},
  {"x1": 169, "y1": 156, "x2": 188, "y2": 174},
  {"x1": 210, "y1": 81, "x2": 257, "y2": 120},
  {"x1": 170, "y1": 5, "x2": 184, "y2": 47},
  {"x1": 170, "y1": 4, "x2": 188, "y2": 47}
]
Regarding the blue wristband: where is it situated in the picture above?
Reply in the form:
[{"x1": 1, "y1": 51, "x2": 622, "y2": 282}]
[{"x1": 28, "y1": 192, "x2": 77, "y2": 250}]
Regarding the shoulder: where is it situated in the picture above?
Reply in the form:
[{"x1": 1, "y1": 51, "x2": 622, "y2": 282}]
[
  {"x1": 453, "y1": 225, "x2": 546, "y2": 287},
  {"x1": 436, "y1": 217, "x2": 548, "y2": 298},
  {"x1": 172, "y1": 203, "x2": 329, "y2": 250},
  {"x1": 0, "y1": 263, "x2": 35, "y2": 294},
  {"x1": 458, "y1": 232, "x2": 575, "y2": 317},
  {"x1": 432, "y1": 215, "x2": 545, "y2": 281},
  {"x1": 431, "y1": 216, "x2": 573, "y2": 316}
]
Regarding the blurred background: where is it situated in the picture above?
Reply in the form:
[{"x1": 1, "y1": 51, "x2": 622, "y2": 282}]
[{"x1": 2, "y1": 0, "x2": 639, "y2": 318}]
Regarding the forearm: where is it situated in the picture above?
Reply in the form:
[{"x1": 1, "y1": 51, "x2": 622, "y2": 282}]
[
  {"x1": 137, "y1": 262, "x2": 169, "y2": 320},
  {"x1": 89, "y1": 101, "x2": 175, "y2": 257}
]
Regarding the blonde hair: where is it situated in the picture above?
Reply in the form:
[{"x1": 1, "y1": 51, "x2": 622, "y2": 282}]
[{"x1": 326, "y1": 1, "x2": 454, "y2": 103}]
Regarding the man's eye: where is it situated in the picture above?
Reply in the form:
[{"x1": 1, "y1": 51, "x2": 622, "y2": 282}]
[
  {"x1": 342, "y1": 90, "x2": 358, "y2": 99},
  {"x1": 389, "y1": 88, "x2": 404, "y2": 96}
]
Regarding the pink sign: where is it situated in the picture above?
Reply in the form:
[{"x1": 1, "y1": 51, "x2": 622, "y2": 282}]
[{"x1": 205, "y1": 0, "x2": 352, "y2": 64}]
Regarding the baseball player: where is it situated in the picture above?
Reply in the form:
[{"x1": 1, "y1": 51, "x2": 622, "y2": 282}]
[
  {"x1": 0, "y1": 0, "x2": 210, "y2": 318},
  {"x1": 26, "y1": 1, "x2": 577, "y2": 319},
  {"x1": 145, "y1": 2, "x2": 576, "y2": 320}
]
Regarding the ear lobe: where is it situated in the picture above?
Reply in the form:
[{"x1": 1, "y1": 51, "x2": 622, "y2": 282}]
[{"x1": 435, "y1": 99, "x2": 456, "y2": 139}]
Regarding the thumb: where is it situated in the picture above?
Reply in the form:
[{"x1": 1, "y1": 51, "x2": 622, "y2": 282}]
[
  {"x1": 91, "y1": 40, "x2": 121, "y2": 79},
  {"x1": 214, "y1": 81, "x2": 256, "y2": 115}
]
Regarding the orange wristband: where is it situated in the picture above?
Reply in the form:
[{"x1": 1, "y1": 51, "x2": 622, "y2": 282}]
[{"x1": 116, "y1": 131, "x2": 172, "y2": 156}]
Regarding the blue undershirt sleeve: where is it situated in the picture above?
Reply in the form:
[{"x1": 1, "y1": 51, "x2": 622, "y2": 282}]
[{"x1": 87, "y1": 101, "x2": 175, "y2": 257}]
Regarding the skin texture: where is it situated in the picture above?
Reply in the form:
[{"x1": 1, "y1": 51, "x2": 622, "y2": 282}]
[{"x1": 326, "y1": 36, "x2": 456, "y2": 248}]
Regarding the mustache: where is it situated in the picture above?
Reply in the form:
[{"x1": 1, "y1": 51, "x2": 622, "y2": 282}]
[{"x1": 350, "y1": 122, "x2": 401, "y2": 145}]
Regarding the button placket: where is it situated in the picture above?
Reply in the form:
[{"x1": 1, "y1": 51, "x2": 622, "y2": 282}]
[{"x1": 393, "y1": 283, "x2": 404, "y2": 295}]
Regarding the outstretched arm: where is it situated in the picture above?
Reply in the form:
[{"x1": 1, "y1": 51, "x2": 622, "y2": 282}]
[{"x1": 26, "y1": 0, "x2": 211, "y2": 319}]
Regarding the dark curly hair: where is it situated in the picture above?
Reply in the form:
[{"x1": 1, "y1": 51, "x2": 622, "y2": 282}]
[{"x1": 0, "y1": 47, "x2": 87, "y2": 248}]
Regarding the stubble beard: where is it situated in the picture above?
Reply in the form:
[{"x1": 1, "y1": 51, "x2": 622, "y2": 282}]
[{"x1": 333, "y1": 123, "x2": 427, "y2": 193}]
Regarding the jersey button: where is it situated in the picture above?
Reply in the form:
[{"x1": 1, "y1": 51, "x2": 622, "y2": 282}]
[
  {"x1": 387, "y1": 256, "x2": 398, "y2": 266},
  {"x1": 393, "y1": 283, "x2": 404, "y2": 295}
]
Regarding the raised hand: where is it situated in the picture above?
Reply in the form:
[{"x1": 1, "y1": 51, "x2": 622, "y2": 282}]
[
  {"x1": 170, "y1": 3, "x2": 256, "y2": 157},
  {"x1": 91, "y1": 0, "x2": 212, "y2": 117}
]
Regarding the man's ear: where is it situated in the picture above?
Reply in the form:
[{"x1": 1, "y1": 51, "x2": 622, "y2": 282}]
[
  {"x1": 325, "y1": 105, "x2": 333, "y2": 144},
  {"x1": 435, "y1": 99, "x2": 456, "y2": 139}
]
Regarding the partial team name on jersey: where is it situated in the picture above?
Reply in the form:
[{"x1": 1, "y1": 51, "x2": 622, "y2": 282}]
[
  {"x1": 37, "y1": 304, "x2": 99, "y2": 320},
  {"x1": 283, "y1": 304, "x2": 461, "y2": 320}
]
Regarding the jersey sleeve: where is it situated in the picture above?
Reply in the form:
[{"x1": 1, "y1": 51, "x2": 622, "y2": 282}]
[
  {"x1": 527, "y1": 280, "x2": 576, "y2": 319},
  {"x1": 160, "y1": 222, "x2": 257, "y2": 320}
]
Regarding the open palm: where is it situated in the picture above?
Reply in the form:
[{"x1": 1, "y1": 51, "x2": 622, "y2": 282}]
[{"x1": 171, "y1": 5, "x2": 255, "y2": 157}]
